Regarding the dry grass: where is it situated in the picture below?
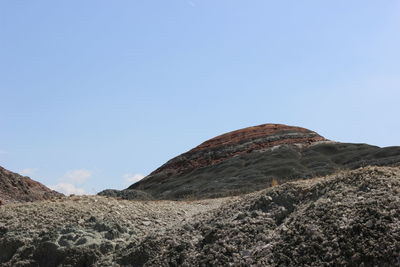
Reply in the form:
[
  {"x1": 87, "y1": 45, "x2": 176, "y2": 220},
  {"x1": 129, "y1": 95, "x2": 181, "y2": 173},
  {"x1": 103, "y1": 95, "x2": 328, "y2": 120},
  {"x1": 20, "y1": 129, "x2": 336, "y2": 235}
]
[{"x1": 271, "y1": 178, "x2": 279, "y2": 187}]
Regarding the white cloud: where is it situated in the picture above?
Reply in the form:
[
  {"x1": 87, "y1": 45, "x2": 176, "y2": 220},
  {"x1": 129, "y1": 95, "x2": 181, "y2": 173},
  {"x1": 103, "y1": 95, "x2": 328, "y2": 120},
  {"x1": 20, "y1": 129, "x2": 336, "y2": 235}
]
[
  {"x1": 47, "y1": 169, "x2": 93, "y2": 196},
  {"x1": 62, "y1": 169, "x2": 92, "y2": 184},
  {"x1": 50, "y1": 183, "x2": 86, "y2": 195},
  {"x1": 0, "y1": 150, "x2": 7, "y2": 154},
  {"x1": 19, "y1": 168, "x2": 37, "y2": 176},
  {"x1": 124, "y1": 173, "x2": 145, "y2": 184}
]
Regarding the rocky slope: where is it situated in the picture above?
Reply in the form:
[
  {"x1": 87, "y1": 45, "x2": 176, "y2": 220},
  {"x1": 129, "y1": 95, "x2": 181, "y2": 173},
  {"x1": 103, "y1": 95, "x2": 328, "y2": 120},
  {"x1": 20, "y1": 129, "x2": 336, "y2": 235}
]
[
  {"x1": 0, "y1": 194, "x2": 231, "y2": 266},
  {"x1": 144, "y1": 166, "x2": 400, "y2": 266},
  {"x1": 122, "y1": 123, "x2": 400, "y2": 199},
  {"x1": 0, "y1": 166, "x2": 63, "y2": 205},
  {"x1": 1, "y1": 166, "x2": 399, "y2": 266}
]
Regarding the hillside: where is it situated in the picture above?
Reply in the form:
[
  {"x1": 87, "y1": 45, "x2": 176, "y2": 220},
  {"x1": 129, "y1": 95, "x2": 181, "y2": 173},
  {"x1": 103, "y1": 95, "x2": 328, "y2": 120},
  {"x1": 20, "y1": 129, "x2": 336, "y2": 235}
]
[
  {"x1": 114, "y1": 124, "x2": 400, "y2": 199},
  {"x1": 1, "y1": 166, "x2": 399, "y2": 266},
  {"x1": 0, "y1": 166, "x2": 63, "y2": 205}
]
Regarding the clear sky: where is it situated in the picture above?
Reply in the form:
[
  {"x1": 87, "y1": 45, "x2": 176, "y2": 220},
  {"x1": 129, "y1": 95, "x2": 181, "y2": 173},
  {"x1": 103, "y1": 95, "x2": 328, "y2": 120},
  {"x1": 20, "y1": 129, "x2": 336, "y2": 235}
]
[{"x1": 1, "y1": 1, "x2": 399, "y2": 195}]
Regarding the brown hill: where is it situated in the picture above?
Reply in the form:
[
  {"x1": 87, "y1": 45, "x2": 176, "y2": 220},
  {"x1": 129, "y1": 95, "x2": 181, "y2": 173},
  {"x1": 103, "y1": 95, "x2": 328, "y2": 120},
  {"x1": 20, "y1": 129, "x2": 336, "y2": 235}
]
[{"x1": 0, "y1": 166, "x2": 63, "y2": 205}]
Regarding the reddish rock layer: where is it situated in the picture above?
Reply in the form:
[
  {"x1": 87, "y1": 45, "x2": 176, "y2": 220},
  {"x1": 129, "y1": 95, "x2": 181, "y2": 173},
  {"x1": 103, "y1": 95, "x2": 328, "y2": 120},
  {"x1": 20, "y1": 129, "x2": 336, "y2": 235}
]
[
  {"x1": 193, "y1": 124, "x2": 323, "y2": 152},
  {"x1": 0, "y1": 166, "x2": 63, "y2": 204},
  {"x1": 148, "y1": 124, "x2": 326, "y2": 178}
]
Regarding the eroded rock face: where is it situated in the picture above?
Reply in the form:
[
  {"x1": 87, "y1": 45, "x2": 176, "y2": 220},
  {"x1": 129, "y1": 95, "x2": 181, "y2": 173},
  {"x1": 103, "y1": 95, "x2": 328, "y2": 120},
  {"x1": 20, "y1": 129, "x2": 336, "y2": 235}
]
[
  {"x1": 127, "y1": 124, "x2": 400, "y2": 199},
  {"x1": 0, "y1": 166, "x2": 63, "y2": 204}
]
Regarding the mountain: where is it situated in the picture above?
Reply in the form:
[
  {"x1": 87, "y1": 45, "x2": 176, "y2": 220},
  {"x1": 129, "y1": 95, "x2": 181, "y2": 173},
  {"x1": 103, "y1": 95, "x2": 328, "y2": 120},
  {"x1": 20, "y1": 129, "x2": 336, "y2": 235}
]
[
  {"x1": 0, "y1": 166, "x2": 63, "y2": 205},
  {"x1": 120, "y1": 123, "x2": 400, "y2": 199}
]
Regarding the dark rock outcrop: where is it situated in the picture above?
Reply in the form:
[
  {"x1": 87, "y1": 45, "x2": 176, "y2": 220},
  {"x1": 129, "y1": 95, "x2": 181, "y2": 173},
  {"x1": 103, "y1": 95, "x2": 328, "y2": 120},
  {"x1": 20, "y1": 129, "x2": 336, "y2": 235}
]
[
  {"x1": 0, "y1": 166, "x2": 63, "y2": 204},
  {"x1": 125, "y1": 123, "x2": 400, "y2": 199}
]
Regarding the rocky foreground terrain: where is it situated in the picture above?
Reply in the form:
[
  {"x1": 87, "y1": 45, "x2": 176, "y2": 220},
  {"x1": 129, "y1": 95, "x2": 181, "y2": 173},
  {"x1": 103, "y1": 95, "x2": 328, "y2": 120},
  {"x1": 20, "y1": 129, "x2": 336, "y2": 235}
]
[
  {"x1": 1, "y1": 166, "x2": 399, "y2": 266},
  {"x1": 0, "y1": 166, "x2": 63, "y2": 205}
]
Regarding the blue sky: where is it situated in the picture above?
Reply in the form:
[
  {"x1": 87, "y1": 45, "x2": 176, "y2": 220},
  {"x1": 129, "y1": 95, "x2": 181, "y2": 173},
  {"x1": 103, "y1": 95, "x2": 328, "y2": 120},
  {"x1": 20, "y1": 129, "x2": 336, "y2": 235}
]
[{"x1": 1, "y1": 1, "x2": 399, "y2": 195}]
